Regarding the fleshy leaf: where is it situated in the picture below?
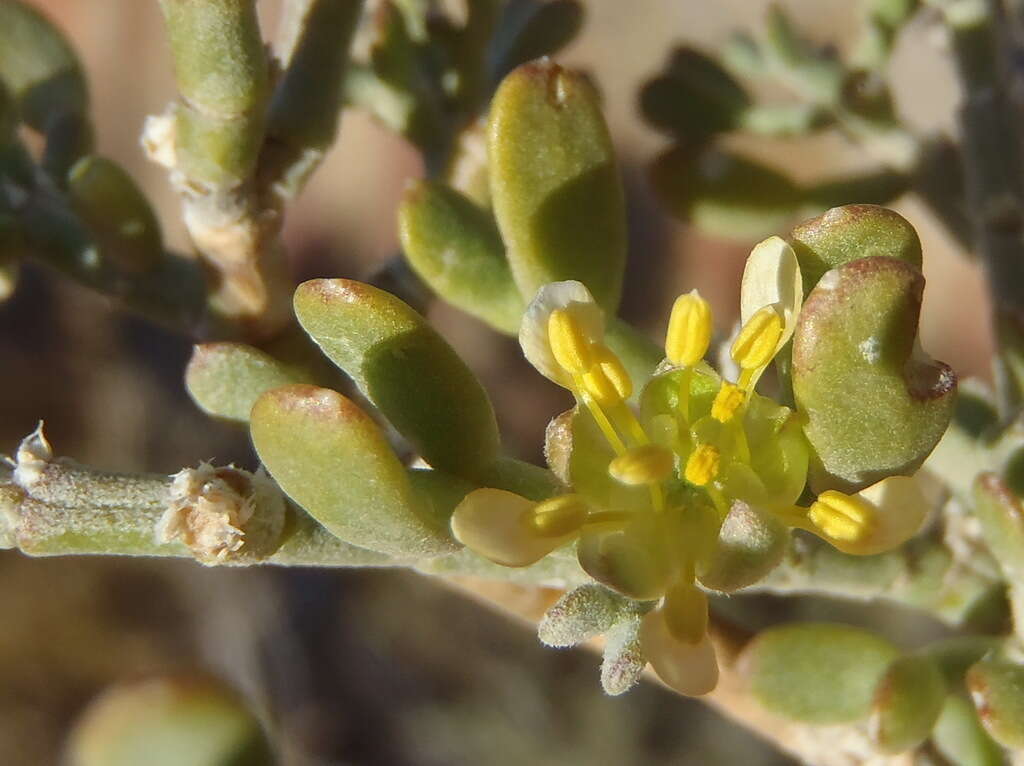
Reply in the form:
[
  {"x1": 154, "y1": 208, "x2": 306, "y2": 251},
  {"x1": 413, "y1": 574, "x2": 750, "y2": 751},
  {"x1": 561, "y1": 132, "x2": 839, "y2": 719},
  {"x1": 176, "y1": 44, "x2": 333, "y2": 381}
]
[
  {"x1": 932, "y1": 694, "x2": 1005, "y2": 766},
  {"x1": 641, "y1": 47, "x2": 751, "y2": 141},
  {"x1": 792, "y1": 257, "x2": 956, "y2": 492},
  {"x1": 67, "y1": 156, "x2": 163, "y2": 271},
  {"x1": 869, "y1": 654, "x2": 947, "y2": 753},
  {"x1": 250, "y1": 384, "x2": 456, "y2": 557},
  {"x1": 490, "y1": 1, "x2": 584, "y2": 83},
  {"x1": 651, "y1": 147, "x2": 803, "y2": 241},
  {"x1": 972, "y1": 473, "x2": 1024, "y2": 581},
  {"x1": 967, "y1": 656, "x2": 1024, "y2": 749},
  {"x1": 789, "y1": 204, "x2": 923, "y2": 295},
  {"x1": 742, "y1": 622, "x2": 900, "y2": 724},
  {"x1": 66, "y1": 675, "x2": 273, "y2": 766},
  {"x1": 186, "y1": 343, "x2": 316, "y2": 423},
  {"x1": 294, "y1": 279, "x2": 499, "y2": 479},
  {"x1": 398, "y1": 180, "x2": 524, "y2": 334},
  {"x1": 489, "y1": 60, "x2": 626, "y2": 311}
]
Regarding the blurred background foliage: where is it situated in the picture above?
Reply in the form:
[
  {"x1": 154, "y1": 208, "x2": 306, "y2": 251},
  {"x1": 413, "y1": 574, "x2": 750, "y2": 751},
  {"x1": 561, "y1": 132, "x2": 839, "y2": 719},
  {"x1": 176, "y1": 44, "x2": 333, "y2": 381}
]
[{"x1": 0, "y1": 0, "x2": 996, "y2": 763}]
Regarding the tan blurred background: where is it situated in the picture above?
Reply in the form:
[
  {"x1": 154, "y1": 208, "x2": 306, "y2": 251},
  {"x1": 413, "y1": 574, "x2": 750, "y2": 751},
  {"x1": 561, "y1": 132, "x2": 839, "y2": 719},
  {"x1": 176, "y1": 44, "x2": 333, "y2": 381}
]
[{"x1": 0, "y1": 1, "x2": 992, "y2": 763}]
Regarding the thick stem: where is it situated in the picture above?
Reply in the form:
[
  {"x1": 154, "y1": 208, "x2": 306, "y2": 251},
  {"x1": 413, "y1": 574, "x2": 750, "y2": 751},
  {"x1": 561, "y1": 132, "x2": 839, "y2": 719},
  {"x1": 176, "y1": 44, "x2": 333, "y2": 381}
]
[{"x1": 937, "y1": 0, "x2": 1024, "y2": 415}]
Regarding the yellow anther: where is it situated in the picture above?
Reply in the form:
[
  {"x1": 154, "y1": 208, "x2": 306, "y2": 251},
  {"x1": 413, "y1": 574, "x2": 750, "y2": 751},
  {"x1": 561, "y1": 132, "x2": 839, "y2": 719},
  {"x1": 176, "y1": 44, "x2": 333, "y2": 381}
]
[
  {"x1": 663, "y1": 582, "x2": 709, "y2": 645},
  {"x1": 808, "y1": 490, "x2": 876, "y2": 542},
  {"x1": 731, "y1": 306, "x2": 783, "y2": 372},
  {"x1": 684, "y1": 444, "x2": 720, "y2": 487},
  {"x1": 711, "y1": 382, "x2": 746, "y2": 423},
  {"x1": 581, "y1": 345, "x2": 633, "y2": 406},
  {"x1": 548, "y1": 308, "x2": 596, "y2": 375},
  {"x1": 608, "y1": 445, "x2": 675, "y2": 486},
  {"x1": 528, "y1": 494, "x2": 590, "y2": 537},
  {"x1": 666, "y1": 290, "x2": 712, "y2": 367}
]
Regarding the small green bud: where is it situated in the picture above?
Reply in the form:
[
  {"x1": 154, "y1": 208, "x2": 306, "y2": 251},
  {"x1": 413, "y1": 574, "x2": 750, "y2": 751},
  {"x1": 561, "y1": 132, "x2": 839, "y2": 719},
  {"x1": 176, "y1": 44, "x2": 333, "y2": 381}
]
[
  {"x1": 869, "y1": 654, "x2": 947, "y2": 753},
  {"x1": 66, "y1": 675, "x2": 273, "y2": 766},
  {"x1": 789, "y1": 204, "x2": 923, "y2": 295},
  {"x1": 793, "y1": 257, "x2": 956, "y2": 492},
  {"x1": 967, "y1": 656, "x2": 1024, "y2": 749},
  {"x1": 294, "y1": 279, "x2": 500, "y2": 480},
  {"x1": 250, "y1": 384, "x2": 457, "y2": 557},
  {"x1": 741, "y1": 622, "x2": 900, "y2": 724},
  {"x1": 489, "y1": 60, "x2": 626, "y2": 312}
]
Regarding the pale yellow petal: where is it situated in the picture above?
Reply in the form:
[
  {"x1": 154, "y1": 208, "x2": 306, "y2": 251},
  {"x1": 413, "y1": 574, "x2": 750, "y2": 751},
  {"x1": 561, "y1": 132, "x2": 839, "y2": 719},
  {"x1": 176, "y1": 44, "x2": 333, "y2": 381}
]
[
  {"x1": 520, "y1": 281, "x2": 604, "y2": 387},
  {"x1": 451, "y1": 488, "x2": 569, "y2": 566},
  {"x1": 739, "y1": 235, "x2": 803, "y2": 354},
  {"x1": 640, "y1": 608, "x2": 719, "y2": 696}
]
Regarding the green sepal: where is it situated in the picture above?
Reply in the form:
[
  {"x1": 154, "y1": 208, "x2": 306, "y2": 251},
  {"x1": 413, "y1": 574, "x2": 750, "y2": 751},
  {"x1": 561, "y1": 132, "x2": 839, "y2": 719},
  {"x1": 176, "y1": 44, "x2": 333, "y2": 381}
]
[
  {"x1": 869, "y1": 654, "x2": 947, "y2": 753},
  {"x1": 697, "y1": 502, "x2": 789, "y2": 593},
  {"x1": 398, "y1": 180, "x2": 523, "y2": 334},
  {"x1": 792, "y1": 257, "x2": 956, "y2": 493},
  {"x1": 742, "y1": 622, "x2": 900, "y2": 724},
  {"x1": 250, "y1": 384, "x2": 457, "y2": 557},
  {"x1": 931, "y1": 694, "x2": 1005, "y2": 766},
  {"x1": 186, "y1": 343, "x2": 319, "y2": 423},
  {"x1": 67, "y1": 156, "x2": 163, "y2": 272},
  {"x1": 789, "y1": 204, "x2": 923, "y2": 295},
  {"x1": 641, "y1": 47, "x2": 751, "y2": 141},
  {"x1": 66, "y1": 675, "x2": 273, "y2": 766},
  {"x1": 488, "y1": 60, "x2": 626, "y2": 312},
  {"x1": 600, "y1": 616, "x2": 646, "y2": 696},
  {"x1": 294, "y1": 278, "x2": 500, "y2": 480},
  {"x1": 650, "y1": 147, "x2": 803, "y2": 241},
  {"x1": 538, "y1": 584, "x2": 639, "y2": 648},
  {"x1": 967, "y1": 656, "x2": 1024, "y2": 749}
]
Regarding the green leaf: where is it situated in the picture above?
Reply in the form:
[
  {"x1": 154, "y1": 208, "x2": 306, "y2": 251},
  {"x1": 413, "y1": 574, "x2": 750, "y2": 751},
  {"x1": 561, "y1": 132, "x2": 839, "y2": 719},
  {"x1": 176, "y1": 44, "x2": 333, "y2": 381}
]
[
  {"x1": 186, "y1": 343, "x2": 317, "y2": 423},
  {"x1": 489, "y1": 60, "x2": 626, "y2": 312},
  {"x1": 650, "y1": 147, "x2": 803, "y2": 241},
  {"x1": 0, "y1": 1, "x2": 87, "y2": 131},
  {"x1": 641, "y1": 47, "x2": 751, "y2": 141},
  {"x1": 792, "y1": 257, "x2": 956, "y2": 493},
  {"x1": 968, "y1": 656, "x2": 1024, "y2": 749},
  {"x1": 67, "y1": 156, "x2": 163, "y2": 272},
  {"x1": 490, "y1": 1, "x2": 584, "y2": 83},
  {"x1": 250, "y1": 384, "x2": 457, "y2": 557},
  {"x1": 294, "y1": 279, "x2": 500, "y2": 479},
  {"x1": 398, "y1": 180, "x2": 524, "y2": 334},
  {"x1": 742, "y1": 622, "x2": 900, "y2": 724},
  {"x1": 789, "y1": 204, "x2": 922, "y2": 295},
  {"x1": 932, "y1": 694, "x2": 1005, "y2": 766},
  {"x1": 973, "y1": 473, "x2": 1024, "y2": 582},
  {"x1": 869, "y1": 654, "x2": 946, "y2": 753},
  {"x1": 66, "y1": 675, "x2": 273, "y2": 766}
]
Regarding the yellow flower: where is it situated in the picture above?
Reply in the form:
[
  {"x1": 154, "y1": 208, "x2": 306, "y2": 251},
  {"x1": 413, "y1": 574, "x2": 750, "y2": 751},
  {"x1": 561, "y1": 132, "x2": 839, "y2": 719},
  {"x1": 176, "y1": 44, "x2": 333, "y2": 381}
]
[{"x1": 451, "y1": 236, "x2": 932, "y2": 696}]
